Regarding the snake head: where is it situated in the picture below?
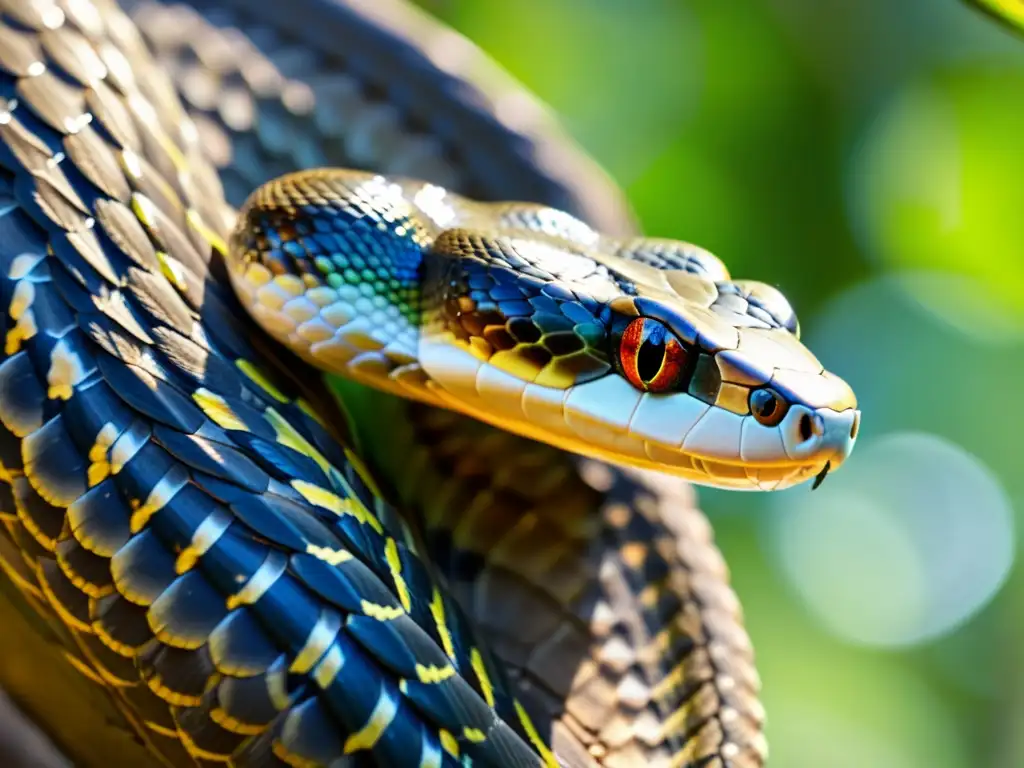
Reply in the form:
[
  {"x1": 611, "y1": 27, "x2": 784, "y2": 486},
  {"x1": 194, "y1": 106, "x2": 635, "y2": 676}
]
[
  {"x1": 227, "y1": 170, "x2": 858, "y2": 491},
  {"x1": 601, "y1": 276, "x2": 858, "y2": 490},
  {"x1": 421, "y1": 229, "x2": 859, "y2": 491}
]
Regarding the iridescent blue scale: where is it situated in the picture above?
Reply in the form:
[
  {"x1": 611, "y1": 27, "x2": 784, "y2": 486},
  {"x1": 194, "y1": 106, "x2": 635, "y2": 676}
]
[{"x1": 0, "y1": 7, "x2": 548, "y2": 762}]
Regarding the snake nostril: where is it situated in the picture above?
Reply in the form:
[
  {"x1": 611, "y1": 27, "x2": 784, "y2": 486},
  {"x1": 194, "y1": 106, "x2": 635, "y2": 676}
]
[{"x1": 799, "y1": 413, "x2": 814, "y2": 443}]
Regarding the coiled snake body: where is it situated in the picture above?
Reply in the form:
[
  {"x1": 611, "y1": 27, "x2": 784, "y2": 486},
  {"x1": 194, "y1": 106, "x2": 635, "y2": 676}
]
[{"x1": 0, "y1": 0, "x2": 857, "y2": 765}]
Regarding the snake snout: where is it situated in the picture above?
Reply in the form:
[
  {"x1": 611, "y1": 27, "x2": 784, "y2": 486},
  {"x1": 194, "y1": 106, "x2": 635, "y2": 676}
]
[
  {"x1": 782, "y1": 405, "x2": 860, "y2": 477},
  {"x1": 823, "y1": 408, "x2": 861, "y2": 469}
]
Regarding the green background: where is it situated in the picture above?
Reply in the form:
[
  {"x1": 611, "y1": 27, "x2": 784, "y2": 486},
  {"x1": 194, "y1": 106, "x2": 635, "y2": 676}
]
[{"x1": 417, "y1": 1, "x2": 1024, "y2": 765}]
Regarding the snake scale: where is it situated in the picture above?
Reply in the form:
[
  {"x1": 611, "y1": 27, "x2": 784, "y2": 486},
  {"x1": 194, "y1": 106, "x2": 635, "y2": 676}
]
[{"x1": 0, "y1": 0, "x2": 858, "y2": 765}]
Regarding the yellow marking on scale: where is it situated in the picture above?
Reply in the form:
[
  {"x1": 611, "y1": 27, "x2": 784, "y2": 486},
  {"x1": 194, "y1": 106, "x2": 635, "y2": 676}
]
[
  {"x1": 291, "y1": 479, "x2": 383, "y2": 535},
  {"x1": 470, "y1": 648, "x2": 495, "y2": 708},
  {"x1": 187, "y1": 208, "x2": 227, "y2": 256},
  {"x1": 639, "y1": 582, "x2": 661, "y2": 609},
  {"x1": 153, "y1": 117, "x2": 190, "y2": 175},
  {"x1": 156, "y1": 251, "x2": 188, "y2": 293},
  {"x1": 264, "y1": 407, "x2": 380, "y2": 527},
  {"x1": 384, "y1": 538, "x2": 412, "y2": 611},
  {"x1": 93, "y1": 620, "x2": 144, "y2": 658},
  {"x1": 130, "y1": 184, "x2": 181, "y2": 224},
  {"x1": 177, "y1": 725, "x2": 232, "y2": 762},
  {"x1": 267, "y1": 664, "x2": 292, "y2": 711},
  {"x1": 225, "y1": 552, "x2": 287, "y2": 610},
  {"x1": 14, "y1": 499, "x2": 58, "y2": 551},
  {"x1": 57, "y1": 553, "x2": 114, "y2": 599},
  {"x1": 428, "y1": 588, "x2": 456, "y2": 661},
  {"x1": 175, "y1": 511, "x2": 231, "y2": 574},
  {"x1": 0, "y1": 555, "x2": 42, "y2": 599},
  {"x1": 312, "y1": 644, "x2": 345, "y2": 689},
  {"x1": 290, "y1": 611, "x2": 341, "y2": 675},
  {"x1": 62, "y1": 652, "x2": 105, "y2": 685},
  {"x1": 235, "y1": 359, "x2": 288, "y2": 402},
  {"x1": 86, "y1": 422, "x2": 120, "y2": 486},
  {"x1": 416, "y1": 663, "x2": 455, "y2": 685},
  {"x1": 462, "y1": 727, "x2": 486, "y2": 743},
  {"x1": 272, "y1": 742, "x2": 320, "y2": 768},
  {"x1": 264, "y1": 408, "x2": 334, "y2": 476},
  {"x1": 36, "y1": 564, "x2": 91, "y2": 632},
  {"x1": 514, "y1": 700, "x2": 560, "y2": 767},
  {"x1": 193, "y1": 388, "x2": 249, "y2": 431},
  {"x1": 291, "y1": 480, "x2": 355, "y2": 515},
  {"x1": 306, "y1": 542, "x2": 353, "y2": 566},
  {"x1": 109, "y1": 420, "x2": 149, "y2": 473},
  {"x1": 209, "y1": 706, "x2": 265, "y2": 736},
  {"x1": 47, "y1": 337, "x2": 90, "y2": 400},
  {"x1": 661, "y1": 699, "x2": 698, "y2": 742},
  {"x1": 670, "y1": 743, "x2": 702, "y2": 768},
  {"x1": 7, "y1": 280, "x2": 34, "y2": 323},
  {"x1": 143, "y1": 721, "x2": 179, "y2": 739},
  {"x1": 77, "y1": 652, "x2": 135, "y2": 689},
  {"x1": 5, "y1": 281, "x2": 37, "y2": 354},
  {"x1": 361, "y1": 601, "x2": 404, "y2": 621},
  {"x1": 651, "y1": 637, "x2": 694, "y2": 702},
  {"x1": 343, "y1": 689, "x2": 399, "y2": 753},
  {"x1": 144, "y1": 674, "x2": 203, "y2": 707},
  {"x1": 123, "y1": 94, "x2": 190, "y2": 180},
  {"x1": 122, "y1": 148, "x2": 144, "y2": 179},
  {"x1": 129, "y1": 466, "x2": 189, "y2": 532},
  {"x1": 439, "y1": 730, "x2": 459, "y2": 758}
]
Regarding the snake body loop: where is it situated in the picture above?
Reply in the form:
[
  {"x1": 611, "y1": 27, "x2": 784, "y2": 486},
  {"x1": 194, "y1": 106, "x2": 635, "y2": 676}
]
[{"x1": 0, "y1": 0, "x2": 776, "y2": 766}]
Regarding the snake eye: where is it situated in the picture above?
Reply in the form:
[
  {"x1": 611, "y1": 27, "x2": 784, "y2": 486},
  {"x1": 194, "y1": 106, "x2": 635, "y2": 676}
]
[
  {"x1": 750, "y1": 388, "x2": 787, "y2": 426},
  {"x1": 618, "y1": 317, "x2": 689, "y2": 392}
]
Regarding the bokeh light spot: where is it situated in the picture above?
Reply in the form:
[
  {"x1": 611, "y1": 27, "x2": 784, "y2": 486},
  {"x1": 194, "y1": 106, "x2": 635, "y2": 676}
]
[
  {"x1": 769, "y1": 432, "x2": 1014, "y2": 647},
  {"x1": 846, "y1": 67, "x2": 1024, "y2": 337},
  {"x1": 767, "y1": 695, "x2": 964, "y2": 768}
]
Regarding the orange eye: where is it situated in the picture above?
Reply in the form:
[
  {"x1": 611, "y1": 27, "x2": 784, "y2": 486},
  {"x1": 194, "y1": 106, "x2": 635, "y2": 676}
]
[
  {"x1": 618, "y1": 317, "x2": 688, "y2": 392},
  {"x1": 749, "y1": 388, "x2": 787, "y2": 426}
]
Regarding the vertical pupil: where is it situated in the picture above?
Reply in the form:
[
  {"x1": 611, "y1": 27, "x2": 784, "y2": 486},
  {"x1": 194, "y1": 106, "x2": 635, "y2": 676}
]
[
  {"x1": 754, "y1": 391, "x2": 776, "y2": 417},
  {"x1": 636, "y1": 325, "x2": 665, "y2": 383}
]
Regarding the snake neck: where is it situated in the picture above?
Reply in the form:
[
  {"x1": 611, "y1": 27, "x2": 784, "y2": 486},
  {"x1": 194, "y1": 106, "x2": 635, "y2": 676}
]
[
  {"x1": 229, "y1": 175, "x2": 553, "y2": 423},
  {"x1": 230, "y1": 173, "x2": 447, "y2": 398}
]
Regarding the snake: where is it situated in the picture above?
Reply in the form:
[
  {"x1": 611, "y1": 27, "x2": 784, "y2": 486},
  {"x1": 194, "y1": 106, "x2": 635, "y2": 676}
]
[{"x1": 0, "y1": 0, "x2": 859, "y2": 766}]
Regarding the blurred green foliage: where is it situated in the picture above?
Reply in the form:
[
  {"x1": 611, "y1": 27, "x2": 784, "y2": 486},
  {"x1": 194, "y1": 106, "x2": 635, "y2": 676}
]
[
  {"x1": 416, "y1": 1, "x2": 1024, "y2": 765},
  {"x1": 967, "y1": 1, "x2": 1024, "y2": 36}
]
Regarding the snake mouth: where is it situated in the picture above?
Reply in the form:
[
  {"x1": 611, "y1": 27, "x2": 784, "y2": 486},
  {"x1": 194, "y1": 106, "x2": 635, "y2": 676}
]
[{"x1": 641, "y1": 451, "x2": 836, "y2": 491}]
